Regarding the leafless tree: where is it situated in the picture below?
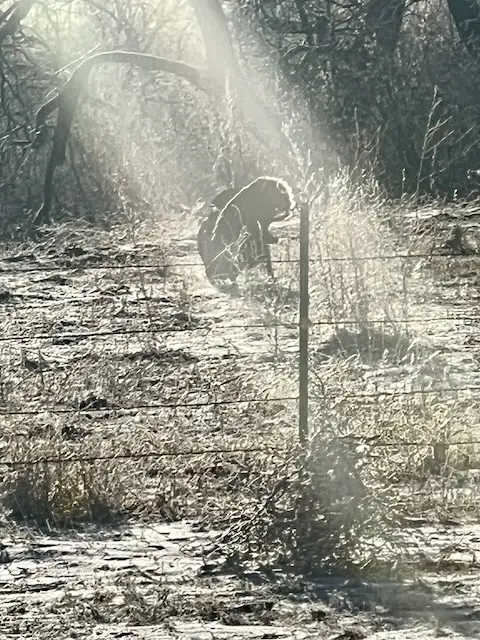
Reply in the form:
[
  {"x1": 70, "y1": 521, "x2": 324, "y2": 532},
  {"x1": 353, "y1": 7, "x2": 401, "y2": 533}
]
[{"x1": 31, "y1": 0, "x2": 288, "y2": 226}]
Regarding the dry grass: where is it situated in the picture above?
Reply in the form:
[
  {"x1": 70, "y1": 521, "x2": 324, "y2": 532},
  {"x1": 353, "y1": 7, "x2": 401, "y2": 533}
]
[
  {"x1": 203, "y1": 173, "x2": 480, "y2": 573},
  {"x1": 1, "y1": 175, "x2": 480, "y2": 588}
]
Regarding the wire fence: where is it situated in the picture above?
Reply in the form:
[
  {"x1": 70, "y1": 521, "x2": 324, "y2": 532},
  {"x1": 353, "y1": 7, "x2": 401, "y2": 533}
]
[
  {"x1": 1, "y1": 315, "x2": 479, "y2": 345},
  {"x1": 4, "y1": 436, "x2": 480, "y2": 469},
  {"x1": 0, "y1": 209, "x2": 479, "y2": 512},
  {"x1": 0, "y1": 249, "x2": 477, "y2": 275}
]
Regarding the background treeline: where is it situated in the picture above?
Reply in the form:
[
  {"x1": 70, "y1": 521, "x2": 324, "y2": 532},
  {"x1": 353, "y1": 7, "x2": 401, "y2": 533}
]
[
  {"x1": 233, "y1": 0, "x2": 480, "y2": 199},
  {"x1": 1, "y1": 0, "x2": 480, "y2": 234}
]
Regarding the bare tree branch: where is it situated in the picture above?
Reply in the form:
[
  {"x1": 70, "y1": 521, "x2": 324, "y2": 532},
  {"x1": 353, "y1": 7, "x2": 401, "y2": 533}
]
[
  {"x1": 32, "y1": 2, "x2": 291, "y2": 229},
  {"x1": 0, "y1": 0, "x2": 35, "y2": 42},
  {"x1": 32, "y1": 51, "x2": 209, "y2": 226}
]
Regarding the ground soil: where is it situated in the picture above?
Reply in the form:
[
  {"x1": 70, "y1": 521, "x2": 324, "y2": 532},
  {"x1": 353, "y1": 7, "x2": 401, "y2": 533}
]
[{"x1": 0, "y1": 209, "x2": 480, "y2": 639}]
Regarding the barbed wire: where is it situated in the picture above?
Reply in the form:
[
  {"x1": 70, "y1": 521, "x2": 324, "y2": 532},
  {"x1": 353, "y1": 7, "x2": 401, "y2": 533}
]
[
  {"x1": 341, "y1": 385, "x2": 470, "y2": 401},
  {"x1": 0, "y1": 312, "x2": 478, "y2": 346},
  {"x1": 1, "y1": 241, "x2": 480, "y2": 474},
  {"x1": 313, "y1": 385, "x2": 480, "y2": 401},
  {"x1": 2, "y1": 436, "x2": 480, "y2": 469},
  {"x1": 0, "y1": 395, "x2": 299, "y2": 416},
  {"x1": 338, "y1": 435, "x2": 480, "y2": 448},
  {"x1": 0, "y1": 249, "x2": 476, "y2": 277},
  {"x1": 0, "y1": 445, "x2": 288, "y2": 468},
  {"x1": 0, "y1": 324, "x2": 214, "y2": 343},
  {"x1": 0, "y1": 384, "x2": 478, "y2": 419}
]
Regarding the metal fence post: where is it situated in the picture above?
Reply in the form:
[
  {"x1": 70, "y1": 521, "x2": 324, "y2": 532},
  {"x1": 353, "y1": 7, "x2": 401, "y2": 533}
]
[
  {"x1": 296, "y1": 201, "x2": 310, "y2": 553},
  {"x1": 299, "y1": 202, "x2": 309, "y2": 447}
]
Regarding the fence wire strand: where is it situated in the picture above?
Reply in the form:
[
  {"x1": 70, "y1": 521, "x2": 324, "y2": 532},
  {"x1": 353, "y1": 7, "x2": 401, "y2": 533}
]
[
  {"x1": 0, "y1": 384, "x2": 478, "y2": 419},
  {"x1": 2, "y1": 436, "x2": 480, "y2": 469},
  {"x1": 2, "y1": 230, "x2": 480, "y2": 473},
  {"x1": 0, "y1": 248, "x2": 478, "y2": 277},
  {"x1": 0, "y1": 314, "x2": 479, "y2": 346}
]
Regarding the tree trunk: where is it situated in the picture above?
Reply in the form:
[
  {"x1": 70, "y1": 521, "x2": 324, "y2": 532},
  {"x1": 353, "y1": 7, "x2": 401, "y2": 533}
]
[
  {"x1": 186, "y1": 0, "x2": 286, "y2": 153},
  {"x1": 446, "y1": 0, "x2": 480, "y2": 55},
  {"x1": 293, "y1": 0, "x2": 315, "y2": 47},
  {"x1": 188, "y1": 0, "x2": 239, "y2": 85}
]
